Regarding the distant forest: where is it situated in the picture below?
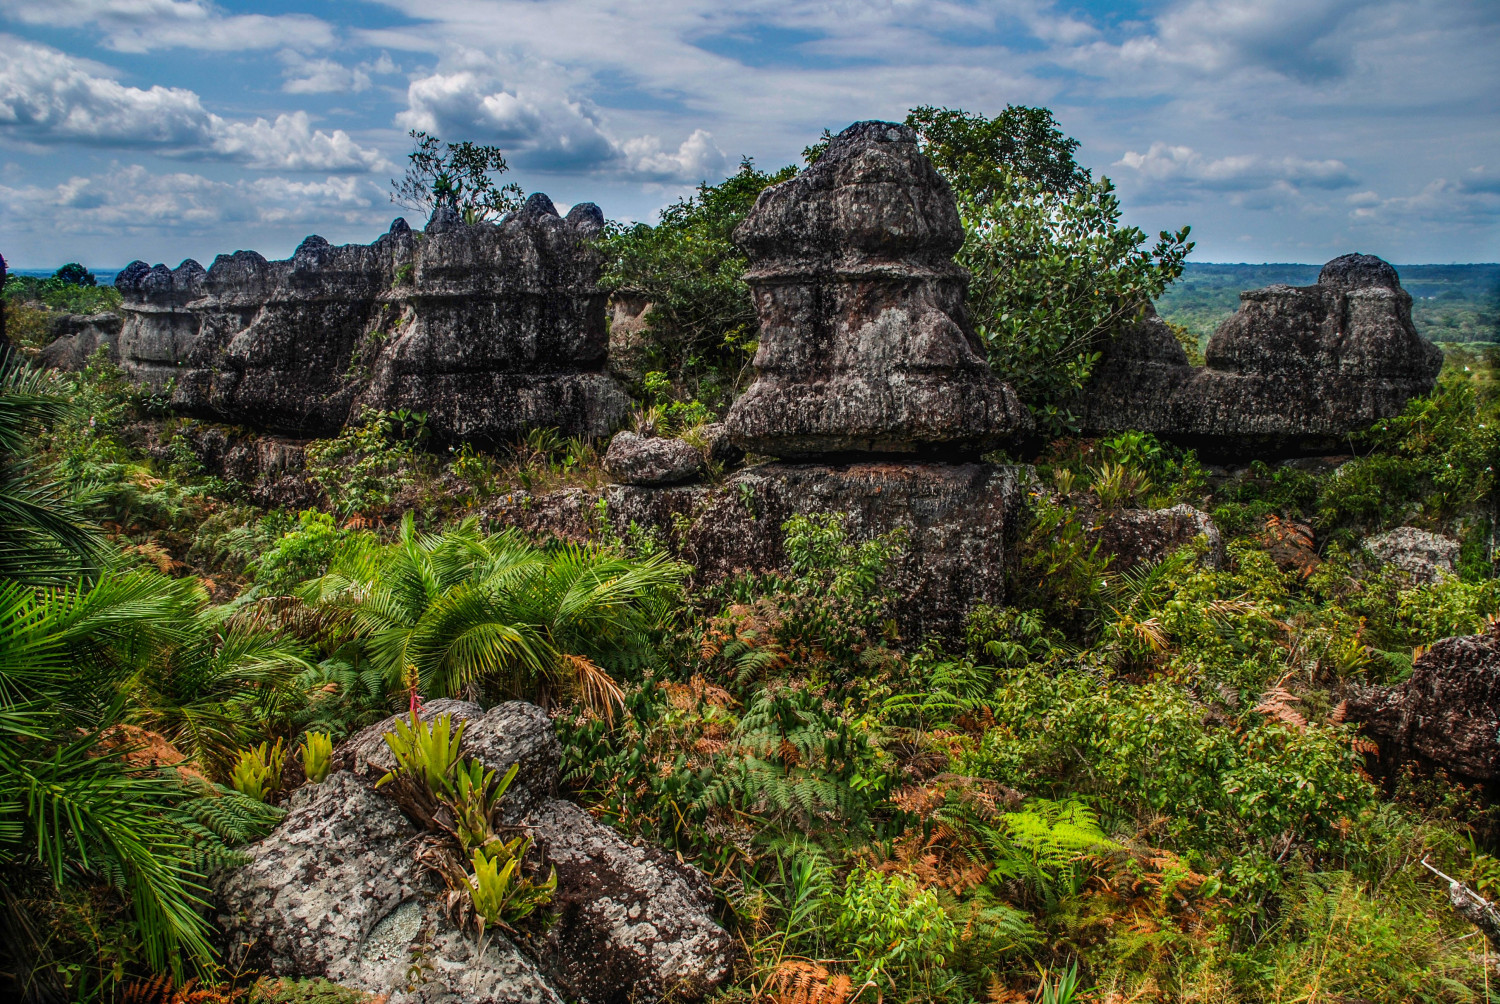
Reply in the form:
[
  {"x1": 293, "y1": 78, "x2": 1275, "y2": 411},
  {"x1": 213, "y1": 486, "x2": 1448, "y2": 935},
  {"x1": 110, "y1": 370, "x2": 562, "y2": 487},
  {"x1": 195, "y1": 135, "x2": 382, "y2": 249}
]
[{"x1": 1156, "y1": 262, "x2": 1500, "y2": 343}]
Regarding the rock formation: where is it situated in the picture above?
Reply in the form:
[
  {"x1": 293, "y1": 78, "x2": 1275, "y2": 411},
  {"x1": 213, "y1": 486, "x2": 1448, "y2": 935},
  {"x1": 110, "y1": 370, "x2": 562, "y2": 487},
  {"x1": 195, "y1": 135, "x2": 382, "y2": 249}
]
[
  {"x1": 603, "y1": 432, "x2": 704, "y2": 485},
  {"x1": 99, "y1": 197, "x2": 628, "y2": 443},
  {"x1": 1347, "y1": 622, "x2": 1500, "y2": 783},
  {"x1": 1079, "y1": 254, "x2": 1442, "y2": 454},
  {"x1": 1092, "y1": 504, "x2": 1224, "y2": 571},
  {"x1": 218, "y1": 700, "x2": 734, "y2": 1004},
  {"x1": 1363, "y1": 526, "x2": 1460, "y2": 583},
  {"x1": 724, "y1": 120, "x2": 1029, "y2": 457},
  {"x1": 36, "y1": 312, "x2": 123, "y2": 370}
]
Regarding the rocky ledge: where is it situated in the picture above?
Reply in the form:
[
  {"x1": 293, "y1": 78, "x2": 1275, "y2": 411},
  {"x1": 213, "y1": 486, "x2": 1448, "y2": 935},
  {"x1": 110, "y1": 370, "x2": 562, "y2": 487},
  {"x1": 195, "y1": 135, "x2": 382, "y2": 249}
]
[
  {"x1": 1077, "y1": 254, "x2": 1442, "y2": 455},
  {"x1": 217, "y1": 700, "x2": 734, "y2": 1004}
]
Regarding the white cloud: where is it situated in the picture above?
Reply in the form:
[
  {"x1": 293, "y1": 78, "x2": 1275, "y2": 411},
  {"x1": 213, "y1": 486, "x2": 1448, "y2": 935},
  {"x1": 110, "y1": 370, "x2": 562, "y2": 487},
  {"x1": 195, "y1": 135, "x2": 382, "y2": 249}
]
[
  {"x1": 0, "y1": 38, "x2": 386, "y2": 171},
  {"x1": 0, "y1": 0, "x2": 335, "y2": 52},
  {"x1": 1115, "y1": 143, "x2": 1357, "y2": 194},
  {"x1": 278, "y1": 51, "x2": 401, "y2": 95},
  {"x1": 397, "y1": 58, "x2": 725, "y2": 181}
]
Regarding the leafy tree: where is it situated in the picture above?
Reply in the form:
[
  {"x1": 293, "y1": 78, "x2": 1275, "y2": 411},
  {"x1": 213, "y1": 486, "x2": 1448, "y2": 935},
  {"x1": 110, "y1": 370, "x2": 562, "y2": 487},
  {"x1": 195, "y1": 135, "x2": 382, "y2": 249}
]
[
  {"x1": 906, "y1": 105, "x2": 1091, "y2": 199},
  {"x1": 600, "y1": 158, "x2": 796, "y2": 404},
  {"x1": 390, "y1": 130, "x2": 525, "y2": 224},
  {"x1": 51, "y1": 263, "x2": 96, "y2": 287}
]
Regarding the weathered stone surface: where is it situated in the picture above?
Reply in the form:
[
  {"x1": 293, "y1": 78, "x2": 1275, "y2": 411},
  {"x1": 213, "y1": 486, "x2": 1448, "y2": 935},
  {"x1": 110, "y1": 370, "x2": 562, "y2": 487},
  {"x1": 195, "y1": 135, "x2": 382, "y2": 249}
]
[
  {"x1": 1364, "y1": 526, "x2": 1460, "y2": 584},
  {"x1": 606, "y1": 293, "x2": 654, "y2": 382},
  {"x1": 724, "y1": 121, "x2": 1029, "y2": 458},
  {"x1": 1094, "y1": 504, "x2": 1223, "y2": 571},
  {"x1": 154, "y1": 423, "x2": 320, "y2": 510},
  {"x1": 604, "y1": 432, "x2": 704, "y2": 485},
  {"x1": 1347, "y1": 623, "x2": 1500, "y2": 782},
  {"x1": 1079, "y1": 258, "x2": 1442, "y2": 454},
  {"x1": 105, "y1": 199, "x2": 628, "y2": 442},
  {"x1": 215, "y1": 771, "x2": 563, "y2": 1004},
  {"x1": 482, "y1": 460, "x2": 1032, "y2": 640},
  {"x1": 696, "y1": 422, "x2": 744, "y2": 467},
  {"x1": 525, "y1": 799, "x2": 735, "y2": 1004},
  {"x1": 339, "y1": 699, "x2": 560, "y2": 823},
  {"x1": 37, "y1": 312, "x2": 123, "y2": 370}
]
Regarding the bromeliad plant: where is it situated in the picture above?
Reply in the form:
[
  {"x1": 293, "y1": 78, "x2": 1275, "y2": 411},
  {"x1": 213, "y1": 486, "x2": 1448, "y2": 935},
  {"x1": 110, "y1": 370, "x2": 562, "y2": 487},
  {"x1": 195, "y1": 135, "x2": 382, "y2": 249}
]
[
  {"x1": 300, "y1": 731, "x2": 333, "y2": 784},
  {"x1": 229, "y1": 739, "x2": 286, "y2": 804}
]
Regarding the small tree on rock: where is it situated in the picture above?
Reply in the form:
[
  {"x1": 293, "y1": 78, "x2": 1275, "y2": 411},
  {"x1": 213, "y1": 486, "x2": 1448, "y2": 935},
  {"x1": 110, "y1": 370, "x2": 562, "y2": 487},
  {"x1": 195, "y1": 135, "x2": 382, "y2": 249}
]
[{"x1": 390, "y1": 130, "x2": 525, "y2": 224}]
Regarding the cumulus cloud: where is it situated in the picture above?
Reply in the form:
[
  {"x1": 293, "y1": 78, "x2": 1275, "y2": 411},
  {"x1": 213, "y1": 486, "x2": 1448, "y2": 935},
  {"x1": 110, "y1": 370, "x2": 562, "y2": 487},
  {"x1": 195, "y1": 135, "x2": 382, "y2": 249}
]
[
  {"x1": 1115, "y1": 143, "x2": 1357, "y2": 196},
  {"x1": 279, "y1": 51, "x2": 400, "y2": 95},
  {"x1": 396, "y1": 59, "x2": 726, "y2": 182},
  {"x1": 0, "y1": 0, "x2": 335, "y2": 52},
  {"x1": 0, "y1": 163, "x2": 381, "y2": 232},
  {"x1": 0, "y1": 38, "x2": 386, "y2": 171}
]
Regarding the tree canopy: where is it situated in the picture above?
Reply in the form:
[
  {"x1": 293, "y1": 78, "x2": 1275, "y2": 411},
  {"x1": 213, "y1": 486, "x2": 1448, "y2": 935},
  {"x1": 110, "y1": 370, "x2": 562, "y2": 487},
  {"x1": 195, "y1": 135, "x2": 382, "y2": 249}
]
[{"x1": 390, "y1": 130, "x2": 526, "y2": 224}]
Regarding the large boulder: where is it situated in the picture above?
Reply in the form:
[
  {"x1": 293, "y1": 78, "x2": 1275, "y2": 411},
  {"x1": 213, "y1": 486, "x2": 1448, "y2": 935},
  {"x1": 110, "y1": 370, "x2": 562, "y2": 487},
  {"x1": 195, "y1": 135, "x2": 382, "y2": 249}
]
[
  {"x1": 215, "y1": 771, "x2": 564, "y2": 1004},
  {"x1": 604, "y1": 432, "x2": 704, "y2": 485},
  {"x1": 36, "y1": 312, "x2": 123, "y2": 370},
  {"x1": 1078, "y1": 258, "x2": 1442, "y2": 455},
  {"x1": 1093, "y1": 504, "x2": 1224, "y2": 571},
  {"x1": 1347, "y1": 623, "x2": 1500, "y2": 782},
  {"x1": 107, "y1": 199, "x2": 629, "y2": 442},
  {"x1": 526, "y1": 799, "x2": 734, "y2": 1003},
  {"x1": 339, "y1": 700, "x2": 560, "y2": 824},
  {"x1": 1363, "y1": 526, "x2": 1460, "y2": 584},
  {"x1": 724, "y1": 121, "x2": 1029, "y2": 458}
]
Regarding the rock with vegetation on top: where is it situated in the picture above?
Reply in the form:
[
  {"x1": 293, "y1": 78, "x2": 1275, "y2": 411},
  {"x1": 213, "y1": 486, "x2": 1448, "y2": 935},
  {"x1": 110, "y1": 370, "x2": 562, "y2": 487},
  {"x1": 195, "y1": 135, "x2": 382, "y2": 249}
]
[
  {"x1": 1346, "y1": 622, "x2": 1500, "y2": 782},
  {"x1": 36, "y1": 312, "x2": 123, "y2": 370},
  {"x1": 99, "y1": 198, "x2": 628, "y2": 443},
  {"x1": 603, "y1": 431, "x2": 704, "y2": 485},
  {"x1": 1094, "y1": 504, "x2": 1224, "y2": 571},
  {"x1": 724, "y1": 120, "x2": 1030, "y2": 458},
  {"x1": 1078, "y1": 254, "x2": 1443, "y2": 454},
  {"x1": 215, "y1": 771, "x2": 564, "y2": 1004},
  {"x1": 1362, "y1": 526, "x2": 1460, "y2": 583}
]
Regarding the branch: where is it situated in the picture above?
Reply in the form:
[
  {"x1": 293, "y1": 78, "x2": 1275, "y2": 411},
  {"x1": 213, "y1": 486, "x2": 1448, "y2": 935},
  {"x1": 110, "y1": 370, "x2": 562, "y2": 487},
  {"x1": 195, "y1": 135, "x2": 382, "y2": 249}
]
[{"x1": 1422, "y1": 858, "x2": 1500, "y2": 948}]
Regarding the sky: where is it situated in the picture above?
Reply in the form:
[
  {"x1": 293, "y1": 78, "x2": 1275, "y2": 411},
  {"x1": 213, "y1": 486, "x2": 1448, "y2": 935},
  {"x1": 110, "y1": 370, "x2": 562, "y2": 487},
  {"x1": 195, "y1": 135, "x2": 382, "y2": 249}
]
[{"x1": 1, "y1": 0, "x2": 1497, "y2": 270}]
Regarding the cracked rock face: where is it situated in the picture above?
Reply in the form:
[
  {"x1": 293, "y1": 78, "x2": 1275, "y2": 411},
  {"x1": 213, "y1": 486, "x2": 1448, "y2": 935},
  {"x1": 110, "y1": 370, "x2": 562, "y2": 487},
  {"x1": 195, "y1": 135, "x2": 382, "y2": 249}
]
[
  {"x1": 215, "y1": 771, "x2": 563, "y2": 1004},
  {"x1": 603, "y1": 432, "x2": 704, "y2": 485},
  {"x1": 724, "y1": 120, "x2": 1029, "y2": 458},
  {"x1": 1347, "y1": 623, "x2": 1500, "y2": 782},
  {"x1": 1078, "y1": 258, "x2": 1442, "y2": 454},
  {"x1": 106, "y1": 197, "x2": 628, "y2": 443}
]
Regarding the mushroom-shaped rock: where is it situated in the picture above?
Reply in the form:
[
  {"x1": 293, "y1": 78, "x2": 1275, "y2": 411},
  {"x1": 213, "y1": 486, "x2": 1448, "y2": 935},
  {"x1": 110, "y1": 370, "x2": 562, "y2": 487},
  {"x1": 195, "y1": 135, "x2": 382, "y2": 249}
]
[
  {"x1": 604, "y1": 432, "x2": 704, "y2": 485},
  {"x1": 724, "y1": 120, "x2": 1029, "y2": 458}
]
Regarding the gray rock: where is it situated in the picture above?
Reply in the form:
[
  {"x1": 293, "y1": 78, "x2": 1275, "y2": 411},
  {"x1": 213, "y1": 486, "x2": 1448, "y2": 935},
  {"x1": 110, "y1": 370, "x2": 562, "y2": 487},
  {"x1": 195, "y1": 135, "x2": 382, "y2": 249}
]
[
  {"x1": 111, "y1": 202, "x2": 629, "y2": 443},
  {"x1": 1078, "y1": 260, "x2": 1442, "y2": 454},
  {"x1": 525, "y1": 799, "x2": 735, "y2": 1004},
  {"x1": 606, "y1": 293, "x2": 654, "y2": 383},
  {"x1": 1094, "y1": 504, "x2": 1224, "y2": 571},
  {"x1": 481, "y1": 460, "x2": 1033, "y2": 641},
  {"x1": 339, "y1": 700, "x2": 560, "y2": 823},
  {"x1": 696, "y1": 422, "x2": 744, "y2": 467},
  {"x1": 215, "y1": 771, "x2": 564, "y2": 1004},
  {"x1": 1363, "y1": 526, "x2": 1460, "y2": 583},
  {"x1": 1347, "y1": 623, "x2": 1500, "y2": 782},
  {"x1": 724, "y1": 121, "x2": 1029, "y2": 458},
  {"x1": 37, "y1": 312, "x2": 123, "y2": 370},
  {"x1": 604, "y1": 432, "x2": 704, "y2": 485}
]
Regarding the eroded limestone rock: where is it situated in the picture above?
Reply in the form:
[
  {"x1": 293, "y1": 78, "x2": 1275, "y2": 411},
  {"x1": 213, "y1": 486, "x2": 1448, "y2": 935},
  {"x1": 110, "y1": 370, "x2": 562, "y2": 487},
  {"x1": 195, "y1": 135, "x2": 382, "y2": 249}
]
[
  {"x1": 724, "y1": 121, "x2": 1029, "y2": 457},
  {"x1": 1079, "y1": 257, "x2": 1442, "y2": 454},
  {"x1": 604, "y1": 432, "x2": 704, "y2": 485},
  {"x1": 1347, "y1": 623, "x2": 1500, "y2": 782},
  {"x1": 1363, "y1": 526, "x2": 1460, "y2": 584},
  {"x1": 1093, "y1": 504, "x2": 1224, "y2": 571}
]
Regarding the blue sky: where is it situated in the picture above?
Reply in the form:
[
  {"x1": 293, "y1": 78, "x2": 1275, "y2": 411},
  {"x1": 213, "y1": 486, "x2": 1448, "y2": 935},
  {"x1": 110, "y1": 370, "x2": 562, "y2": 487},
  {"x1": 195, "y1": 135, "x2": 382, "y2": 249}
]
[{"x1": 1, "y1": 0, "x2": 1497, "y2": 269}]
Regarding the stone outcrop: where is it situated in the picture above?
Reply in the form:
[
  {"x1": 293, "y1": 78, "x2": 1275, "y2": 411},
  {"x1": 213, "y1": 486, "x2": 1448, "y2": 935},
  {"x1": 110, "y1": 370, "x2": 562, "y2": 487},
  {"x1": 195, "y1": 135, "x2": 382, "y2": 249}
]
[
  {"x1": 1079, "y1": 255, "x2": 1442, "y2": 454},
  {"x1": 483, "y1": 460, "x2": 1032, "y2": 640},
  {"x1": 1093, "y1": 504, "x2": 1224, "y2": 571},
  {"x1": 724, "y1": 121, "x2": 1029, "y2": 457},
  {"x1": 216, "y1": 771, "x2": 564, "y2": 1004},
  {"x1": 36, "y1": 312, "x2": 123, "y2": 370},
  {"x1": 603, "y1": 432, "x2": 704, "y2": 485},
  {"x1": 219, "y1": 699, "x2": 735, "y2": 1002},
  {"x1": 104, "y1": 197, "x2": 628, "y2": 443},
  {"x1": 1363, "y1": 526, "x2": 1460, "y2": 583},
  {"x1": 1347, "y1": 623, "x2": 1500, "y2": 782}
]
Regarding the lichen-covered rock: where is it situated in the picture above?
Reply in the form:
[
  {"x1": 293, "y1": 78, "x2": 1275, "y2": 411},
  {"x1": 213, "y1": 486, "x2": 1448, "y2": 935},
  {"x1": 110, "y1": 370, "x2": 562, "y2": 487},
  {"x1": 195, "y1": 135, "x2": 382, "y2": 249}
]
[
  {"x1": 108, "y1": 199, "x2": 628, "y2": 442},
  {"x1": 339, "y1": 700, "x2": 560, "y2": 823},
  {"x1": 1094, "y1": 504, "x2": 1223, "y2": 571},
  {"x1": 1078, "y1": 258, "x2": 1442, "y2": 454},
  {"x1": 606, "y1": 293, "x2": 654, "y2": 382},
  {"x1": 524, "y1": 799, "x2": 734, "y2": 1004},
  {"x1": 696, "y1": 422, "x2": 744, "y2": 467},
  {"x1": 37, "y1": 312, "x2": 123, "y2": 370},
  {"x1": 604, "y1": 432, "x2": 704, "y2": 485},
  {"x1": 724, "y1": 121, "x2": 1029, "y2": 457},
  {"x1": 215, "y1": 771, "x2": 563, "y2": 1004},
  {"x1": 1363, "y1": 526, "x2": 1460, "y2": 583},
  {"x1": 1347, "y1": 623, "x2": 1500, "y2": 781},
  {"x1": 481, "y1": 460, "x2": 1032, "y2": 641}
]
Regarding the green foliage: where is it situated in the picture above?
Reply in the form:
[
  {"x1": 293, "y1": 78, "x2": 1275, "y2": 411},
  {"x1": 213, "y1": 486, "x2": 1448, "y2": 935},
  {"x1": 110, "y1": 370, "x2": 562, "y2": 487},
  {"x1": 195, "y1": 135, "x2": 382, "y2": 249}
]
[
  {"x1": 833, "y1": 867, "x2": 960, "y2": 996},
  {"x1": 304, "y1": 409, "x2": 418, "y2": 517},
  {"x1": 959, "y1": 173, "x2": 1193, "y2": 429},
  {"x1": 254, "y1": 510, "x2": 349, "y2": 594},
  {"x1": 300, "y1": 731, "x2": 333, "y2": 784},
  {"x1": 600, "y1": 159, "x2": 796, "y2": 405},
  {"x1": 987, "y1": 799, "x2": 1117, "y2": 906},
  {"x1": 3, "y1": 268, "x2": 122, "y2": 315},
  {"x1": 250, "y1": 977, "x2": 379, "y2": 1004},
  {"x1": 229, "y1": 739, "x2": 286, "y2": 804},
  {"x1": 906, "y1": 105, "x2": 1091, "y2": 198},
  {"x1": 390, "y1": 130, "x2": 524, "y2": 222},
  {"x1": 376, "y1": 712, "x2": 467, "y2": 799},
  {"x1": 469, "y1": 835, "x2": 556, "y2": 938}
]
